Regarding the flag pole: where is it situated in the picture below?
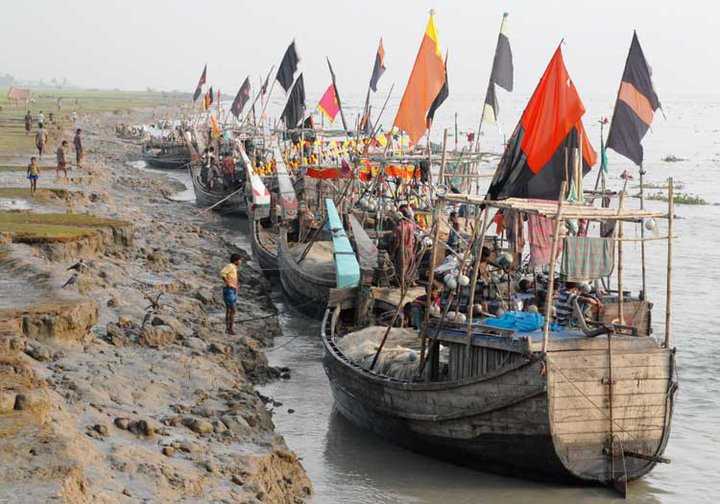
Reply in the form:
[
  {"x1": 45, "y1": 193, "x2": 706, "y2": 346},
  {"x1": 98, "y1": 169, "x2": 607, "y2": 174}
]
[
  {"x1": 259, "y1": 79, "x2": 278, "y2": 127},
  {"x1": 245, "y1": 65, "x2": 275, "y2": 127}
]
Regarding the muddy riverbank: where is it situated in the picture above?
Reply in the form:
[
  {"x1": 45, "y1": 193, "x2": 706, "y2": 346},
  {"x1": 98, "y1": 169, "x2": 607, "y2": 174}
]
[{"x1": 0, "y1": 106, "x2": 311, "y2": 503}]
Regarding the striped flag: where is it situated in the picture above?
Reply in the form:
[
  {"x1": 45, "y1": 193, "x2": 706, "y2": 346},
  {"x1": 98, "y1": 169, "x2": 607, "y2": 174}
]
[
  {"x1": 369, "y1": 38, "x2": 386, "y2": 92},
  {"x1": 606, "y1": 31, "x2": 661, "y2": 166}
]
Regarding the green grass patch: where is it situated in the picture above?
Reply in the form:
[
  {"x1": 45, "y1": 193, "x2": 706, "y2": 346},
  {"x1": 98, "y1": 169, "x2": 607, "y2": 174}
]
[
  {"x1": 646, "y1": 192, "x2": 707, "y2": 205},
  {"x1": 637, "y1": 181, "x2": 685, "y2": 190},
  {"x1": 0, "y1": 187, "x2": 73, "y2": 202},
  {"x1": 0, "y1": 211, "x2": 129, "y2": 243}
]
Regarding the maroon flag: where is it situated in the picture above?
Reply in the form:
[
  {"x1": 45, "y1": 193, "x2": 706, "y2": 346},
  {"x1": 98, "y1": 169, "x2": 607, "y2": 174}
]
[{"x1": 231, "y1": 77, "x2": 252, "y2": 118}]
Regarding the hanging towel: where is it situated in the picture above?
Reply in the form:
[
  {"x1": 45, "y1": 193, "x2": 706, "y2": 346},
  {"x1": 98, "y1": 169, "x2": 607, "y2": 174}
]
[
  {"x1": 528, "y1": 214, "x2": 563, "y2": 268},
  {"x1": 561, "y1": 236, "x2": 614, "y2": 282}
]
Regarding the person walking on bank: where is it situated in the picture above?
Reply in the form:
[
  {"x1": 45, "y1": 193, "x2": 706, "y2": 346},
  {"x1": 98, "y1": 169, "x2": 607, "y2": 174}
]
[
  {"x1": 73, "y1": 129, "x2": 84, "y2": 169},
  {"x1": 27, "y1": 156, "x2": 40, "y2": 195},
  {"x1": 24, "y1": 111, "x2": 32, "y2": 135},
  {"x1": 220, "y1": 253, "x2": 243, "y2": 335},
  {"x1": 35, "y1": 123, "x2": 48, "y2": 159},
  {"x1": 56, "y1": 140, "x2": 69, "y2": 178}
]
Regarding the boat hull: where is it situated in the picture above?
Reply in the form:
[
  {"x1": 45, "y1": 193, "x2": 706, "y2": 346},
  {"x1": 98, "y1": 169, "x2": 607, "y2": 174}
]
[
  {"x1": 191, "y1": 176, "x2": 247, "y2": 215},
  {"x1": 321, "y1": 308, "x2": 676, "y2": 486},
  {"x1": 251, "y1": 218, "x2": 278, "y2": 274}
]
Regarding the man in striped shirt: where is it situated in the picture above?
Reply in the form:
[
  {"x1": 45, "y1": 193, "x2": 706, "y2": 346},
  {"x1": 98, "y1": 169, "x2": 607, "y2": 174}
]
[{"x1": 554, "y1": 282, "x2": 603, "y2": 326}]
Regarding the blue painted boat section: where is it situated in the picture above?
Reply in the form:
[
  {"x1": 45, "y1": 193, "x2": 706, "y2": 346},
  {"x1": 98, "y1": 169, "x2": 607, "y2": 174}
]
[{"x1": 325, "y1": 198, "x2": 360, "y2": 289}]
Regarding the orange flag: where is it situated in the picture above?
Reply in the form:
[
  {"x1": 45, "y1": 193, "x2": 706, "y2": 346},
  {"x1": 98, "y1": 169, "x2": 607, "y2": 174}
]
[
  {"x1": 393, "y1": 13, "x2": 446, "y2": 146},
  {"x1": 210, "y1": 114, "x2": 221, "y2": 139}
]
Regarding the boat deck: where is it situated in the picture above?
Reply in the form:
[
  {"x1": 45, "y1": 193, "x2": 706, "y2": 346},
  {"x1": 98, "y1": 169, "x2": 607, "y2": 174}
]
[{"x1": 290, "y1": 241, "x2": 336, "y2": 281}]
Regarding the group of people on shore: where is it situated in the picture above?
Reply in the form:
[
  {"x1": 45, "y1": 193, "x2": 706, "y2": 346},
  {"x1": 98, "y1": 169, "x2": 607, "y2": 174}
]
[{"x1": 25, "y1": 117, "x2": 84, "y2": 195}]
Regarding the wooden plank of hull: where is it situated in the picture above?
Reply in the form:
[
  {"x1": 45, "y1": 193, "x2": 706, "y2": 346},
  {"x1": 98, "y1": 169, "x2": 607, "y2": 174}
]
[
  {"x1": 547, "y1": 349, "x2": 676, "y2": 483},
  {"x1": 278, "y1": 228, "x2": 336, "y2": 318},
  {"x1": 250, "y1": 218, "x2": 278, "y2": 274},
  {"x1": 326, "y1": 377, "x2": 579, "y2": 482}
]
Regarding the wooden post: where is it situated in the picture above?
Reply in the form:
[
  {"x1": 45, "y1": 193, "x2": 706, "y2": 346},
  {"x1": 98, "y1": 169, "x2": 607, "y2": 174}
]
[
  {"x1": 454, "y1": 112, "x2": 458, "y2": 152},
  {"x1": 665, "y1": 177, "x2": 674, "y2": 348},
  {"x1": 617, "y1": 179, "x2": 628, "y2": 324},
  {"x1": 463, "y1": 205, "x2": 489, "y2": 375},
  {"x1": 542, "y1": 181, "x2": 567, "y2": 353},
  {"x1": 420, "y1": 199, "x2": 443, "y2": 363},
  {"x1": 438, "y1": 128, "x2": 449, "y2": 188},
  {"x1": 639, "y1": 167, "x2": 647, "y2": 298}
]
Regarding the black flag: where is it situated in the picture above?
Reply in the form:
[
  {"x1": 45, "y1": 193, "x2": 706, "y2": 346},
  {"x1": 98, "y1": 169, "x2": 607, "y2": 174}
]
[
  {"x1": 326, "y1": 57, "x2": 348, "y2": 131},
  {"x1": 231, "y1": 77, "x2": 252, "y2": 118},
  {"x1": 482, "y1": 13, "x2": 513, "y2": 125},
  {"x1": 426, "y1": 52, "x2": 449, "y2": 127},
  {"x1": 281, "y1": 74, "x2": 306, "y2": 129},
  {"x1": 193, "y1": 64, "x2": 207, "y2": 103},
  {"x1": 606, "y1": 31, "x2": 661, "y2": 166},
  {"x1": 277, "y1": 41, "x2": 300, "y2": 93}
]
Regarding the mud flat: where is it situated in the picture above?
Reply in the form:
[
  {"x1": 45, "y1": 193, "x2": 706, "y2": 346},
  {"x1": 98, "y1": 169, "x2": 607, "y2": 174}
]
[{"x1": 0, "y1": 101, "x2": 311, "y2": 502}]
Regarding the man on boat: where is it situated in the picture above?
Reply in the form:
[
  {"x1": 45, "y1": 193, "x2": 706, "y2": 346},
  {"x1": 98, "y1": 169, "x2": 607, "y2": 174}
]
[
  {"x1": 554, "y1": 281, "x2": 603, "y2": 326},
  {"x1": 221, "y1": 153, "x2": 235, "y2": 189},
  {"x1": 394, "y1": 205, "x2": 417, "y2": 287},
  {"x1": 220, "y1": 253, "x2": 244, "y2": 335},
  {"x1": 201, "y1": 146, "x2": 216, "y2": 185}
]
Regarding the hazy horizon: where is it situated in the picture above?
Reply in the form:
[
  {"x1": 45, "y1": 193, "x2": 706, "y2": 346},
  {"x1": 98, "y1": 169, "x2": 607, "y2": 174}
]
[{"x1": 3, "y1": 1, "x2": 718, "y2": 104}]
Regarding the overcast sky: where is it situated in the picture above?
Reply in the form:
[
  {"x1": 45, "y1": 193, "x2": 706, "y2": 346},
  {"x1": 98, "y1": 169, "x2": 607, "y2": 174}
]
[{"x1": 2, "y1": 0, "x2": 717, "y2": 103}]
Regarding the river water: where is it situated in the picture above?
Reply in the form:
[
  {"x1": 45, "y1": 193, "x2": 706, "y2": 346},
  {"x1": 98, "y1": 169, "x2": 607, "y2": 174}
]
[{"x1": 171, "y1": 94, "x2": 718, "y2": 503}]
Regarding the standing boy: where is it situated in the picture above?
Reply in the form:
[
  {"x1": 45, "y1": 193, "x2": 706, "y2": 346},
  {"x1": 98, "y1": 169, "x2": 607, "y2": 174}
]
[
  {"x1": 27, "y1": 156, "x2": 40, "y2": 195},
  {"x1": 220, "y1": 253, "x2": 243, "y2": 335}
]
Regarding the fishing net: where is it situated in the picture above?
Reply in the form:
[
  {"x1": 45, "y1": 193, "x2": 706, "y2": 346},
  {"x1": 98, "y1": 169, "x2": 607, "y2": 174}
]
[{"x1": 336, "y1": 326, "x2": 421, "y2": 380}]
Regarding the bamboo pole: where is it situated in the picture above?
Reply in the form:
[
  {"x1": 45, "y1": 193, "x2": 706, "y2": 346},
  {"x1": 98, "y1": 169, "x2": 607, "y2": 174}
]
[
  {"x1": 463, "y1": 205, "x2": 489, "y2": 375},
  {"x1": 438, "y1": 129, "x2": 449, "y2": 188},
  {"x1": 420, "y1": 200, "x2": 443, "y2": 363},
  {"x1": 665, "y1": 177, "x2": 674, "y2": 348},
  {"x1": 616, "y1": 179, "x2": 628, "y2": 324},
  {"x1": 542, "y1": 181, "x2": 567, "y2": 353},
  {"x1": 639, "y1": 167, "x2": 647, "y2": 298},
  {"x1": 454, "y1": 112, "x2": 458, "y2": 152}
]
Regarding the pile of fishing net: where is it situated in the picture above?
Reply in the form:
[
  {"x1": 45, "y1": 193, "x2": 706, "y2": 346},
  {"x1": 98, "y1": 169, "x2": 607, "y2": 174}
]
[{"x1": 336, "y1": 326, "x2": 421, "y2": 380}]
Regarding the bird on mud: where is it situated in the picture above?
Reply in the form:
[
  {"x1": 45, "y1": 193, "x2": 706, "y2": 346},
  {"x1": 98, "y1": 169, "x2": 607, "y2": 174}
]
[
  {"x1": 67, "y1": 259, "x2": 88, "y2": 272},
  {"x1": 62, "y1": 273, "x2": 79, "y2": 288}
]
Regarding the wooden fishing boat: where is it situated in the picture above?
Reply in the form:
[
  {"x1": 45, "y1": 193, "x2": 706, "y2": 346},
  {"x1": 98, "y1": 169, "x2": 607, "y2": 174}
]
[
  {"x1": 250, "y1": 149, "x2": 298, "y2": 275},
  {"x1": 190, "y1": 173, "x2": 247, "y2": 214},
  {"x1": 278, "y1": 199, "x2": 360, "y2": 318},
  {"x1": 142, "y1": 140, "x2": 191, "y2": 169},
  {"x1": 321, "y1": 195, "x2": 678, "y2": 492},
  {"x1": 251, "y1": 217, "x2": 278, "y2": 273}
]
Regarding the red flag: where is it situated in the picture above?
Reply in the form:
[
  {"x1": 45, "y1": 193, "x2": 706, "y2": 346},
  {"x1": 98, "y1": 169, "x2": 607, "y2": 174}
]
[
  {"x1": 487, "y1": 45, "x2": 596, "y2": 201},
  {"x1": 317, "y1": 84, "x2": 340, "y2": 122}
]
